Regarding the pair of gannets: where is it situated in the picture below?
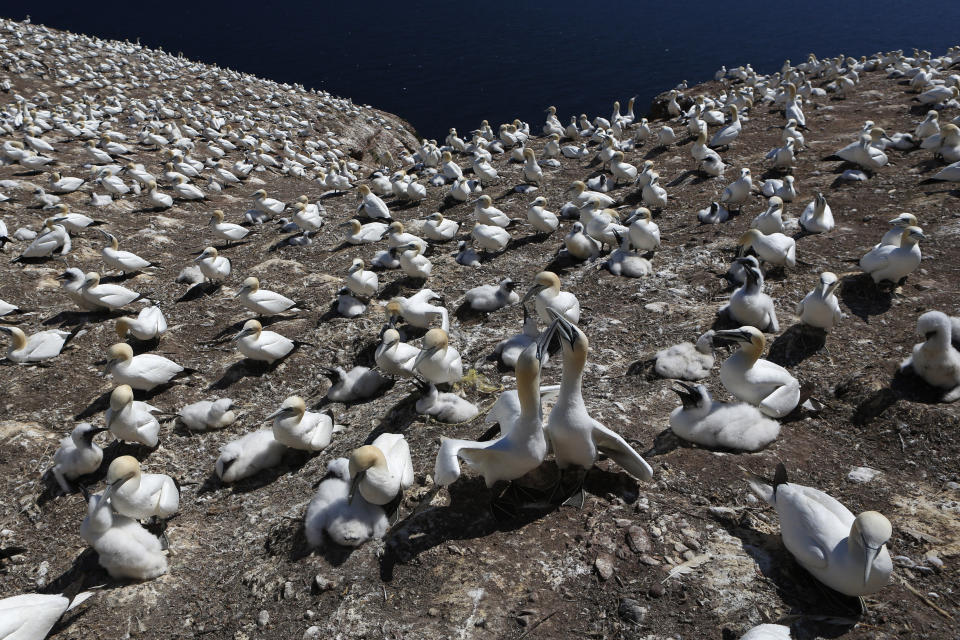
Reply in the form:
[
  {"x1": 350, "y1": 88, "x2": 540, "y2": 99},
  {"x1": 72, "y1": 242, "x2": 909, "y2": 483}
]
[
  {"x1": 233, "y1": 319, "x2": 295, "y2": 363},
  {"x1": 715, "y1": 327, "x2": 800, "y2": 418},
  {"x1": 105, "y1": 342, "x2": 188, "y2": 390},
  {"x1": 267, "y1": 396, "x2": 341, "y2": 451},
  {"x1": 723, "y1": 257, "x2": 779, "y2": 332},
  {"x1": 859, "y1": 226, "x2": 925, "y2": 283},
  {"x1": 796, "y1": 272, "x2": 844, "y2": 329},
  {"x1": 0, "y1": 325, "x2": 73, "y2": 363},
  {"x1": 80, "y1": 489, "x2": 168, "y2": 580},
  {"x1": 901, "y1": 310, "x2": 960, "y2": 402},
  {"x1": 305, "y1": 457, "x2": 387, "y2": 548},
  {"x1": 749, "y1": 464, "x2": 893, "y2": 596},
  {"x1": 236, "y1": 276, "x2": 298, "y2": 315},
  {"x1": 670, "y1": 382, "x2": 780, "y2": 451}
]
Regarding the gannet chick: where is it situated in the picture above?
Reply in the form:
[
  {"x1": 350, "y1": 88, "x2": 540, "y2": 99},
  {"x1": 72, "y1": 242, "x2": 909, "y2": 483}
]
[
  {"x1": 546, "y1": 313, "x2": 653, "y2": 501},
  {"x1": 216, "y1": 429, "x2": 287, "y2": 483},
  {"x1": 414, "y1": 328, "x2": 463, "y2": 385},
  {"x1": 698, "y1": 202, "x2": 730, "y2": 225},
  {"x1": 179, "y1": 398, "x2": 236, "y2": 431},
  {"x1": 739, "y1": 229, "x2": 796, "y2": 268},
  {"x1": 799, "y1": 192, "x2": 834, "y2": 233},
  {"x1": 470, "y1": 222, "x2": 510, "y2": 253},
  {"x1": 105, "y1": 343, "x2": 187, "y2": 390},
  {"x1": 116, "y1": 306, "x2": 167, "y2": 342},
  {"x1": 0, "y1": 592, "x2": 94, "y2": 640},
  {"x1": 464, "y1": 278, "x2": 519, "y2": 312},
  {"x1": 721, "y1": 168, "x2": 753, "y2": 211},
  {"x1": 50, "y1": 423, "x2": 107, "y2": 493},
  {"x1": 455, "y1": 240, "x2": 482, "y2": 267},
  {"x1": 670, "y1": 382, "x2": 780, "y2": 451},
  {"x1": 99, "y1": 231, "x2": 154, "y2": 274},
  {"x1": 523, "y1": 271, "x2": 580, "y2": 324},
  {"x1": 194, "y1": 246, "x2": 231, "y2": 283},
  {"x1": 796, "y1": 272, "x2": 844, "y2": 330},
  {"x1": 740, "y1": 625, "x2": 792, "y2": 640},
  {"x1": 79, "y1": 491, "x2": 167, "y2": 581},
  {"x1": 435, "y1": 338, "x2": 549, "y2": 487},
  {"x1": 235, "y1": 276, "x2": 297, "y2": 316},
  {"x1": 105, "y1": 384, "x2": 161, "y2": 447},
  {"x1": 751, "y1": 196, "x2": 785, "y2": 235},
  {"x1": 336, "y1": 287, "x2": 367, "y2": 317},
  {"x1": 268, "y1": 396, "x2": 339, "y2": 451},
  {"x1": 80, "y1": 272, "x2": 147, "y2": 310},
  {"x1": 342, "y1": 218, "x2": 388, "y2": 245},
  {"x1": 415, "y1": 380, "x2": 479, "y2": 423},
  {"x1": 322, "y1": 366, "x2": 389, "y2": 402},
  {"x1": 398, "y1": 242, "x2": 432, "y2": 279},
  {"x1": 208, "y1": 209, "x2": 249, "y2": 246},
  {"x1": 860, "y1": 226, "x2": 925, "y2": 283},
  {"x1": 527, "y1": 196, "x2": 559, "y2": 233},
  {"x1": 606, "y1": 231, "x2": 653, "y2": 278},
  {"x1": 376, "y1": 328, "x2": 418, "y2": 377},
  {"x1": 654, "y1": 330, "x2": 716, "y2": 380},
  {"x1": 233, "y1": 319, "x2": 294, "y2": 364},
  {"x1": 715, "y1": 327, "x2": 800, "y2": 418},
  {"x1": 900, "y1": 310, "x2": 960, "y2": 402},
  {"x1": 624, "y1": 207, "x2": 660, "y2": 251},
  {"x1": 423, "y1": 212, "x2": 459, "y2": 242},
  {"x1": 748, "y1": 464, "x2": 893, "y2": 596},
  {"x1": 722, "y1": 258, "x2": 779, "y2": 332},
  {"x1": 305, "y1": 458, "x2": 387, "y2": 548},
  {"x1": 355, "y1": 184, "x2": 391, "y2": 220},
  {"x1": 348, "y1": 433, "x2": 414, "y2": 505},
  {"x1": 106, "y1": 456, "x2": 179, "y2": 520},
  {"x1": 251, "y1": 188, "x2": 284, "y2": 215},
  {"x1": 0, "y1": 326, "x2": 73, "y2": 363},
  {"x1": 563, "y1": 221, "x2": 600, "y2": 261}
]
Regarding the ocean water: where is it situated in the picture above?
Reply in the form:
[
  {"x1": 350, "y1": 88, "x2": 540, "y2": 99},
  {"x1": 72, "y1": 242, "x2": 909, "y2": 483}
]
[{"x1": 13, "y1": 2, "x2": 960, "y2": 140}]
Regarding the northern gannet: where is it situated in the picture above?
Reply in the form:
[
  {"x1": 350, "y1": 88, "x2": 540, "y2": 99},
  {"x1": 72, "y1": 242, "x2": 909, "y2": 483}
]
[
  {"x1": 799, "y1": 193, "x2": 834, "y2": 233},
  {"x1": 698, "y1": 202, "x2": 730, "y2": 225},
  {"x1": 563, "y1": 221, "x2": 600, "y2": 261},
  {"x1": 900, "y1": 310, "x2": 960, "y2": 402},
  {"x1": 748, "y1": 464, "x2": 893, "y2": 596},
  {"x1": 0, "y1": 592, "x2": 94, "y2": 639},
  {"x1": 751, "y1": 196, "x2": 785, "y2": 235},
  {"x1": 423, "y1": 212, "x2": 459, "y2": 241},
  {"x1": 208, "y1": 209, "x2": 249, "y2": 246},
  {"x1": 522, "y1": 148, "x2": 543, "y2": 186},
  {"x1": 216, "y1": 429, "x2": 287, "y2": 483},
  {"x1": 624, "y1": 207, "x2": 660, "y2": 251},
  {"x1": 347, "y1": 433, "x2": 414, "y2": 505},
  {"x1": 105, "y1": 384, "x2": 161, "y2": 447},
  {"x1": 268, "y1": 396, "x2": 339, "y2": 451},
  {"x1": 835, "y1": 129, "x2": 888, "y2": 170},
  {"x1": 172, "y1": 175, "x2": 205, "y2": 200},
  {"x1": 341, "y1": 219, "x2": 388, "y2": 245},
  {"x1": 13, "y1": 218, "x2": 70, "y2": 260},
  {"x1": 796, "y1": 272, "x2": 844, "y2": 330},
  {"x1": 99, "y1": 230, "x2": 154, "y2": 274},
  {"x1": 105, "y1": 342, "x2": 187, "y2": 390},
  {"x1": 397, "y1": 243, "x2": 433, "y2": 279},
  {"x1": 105, "y1": 455, "x2": 180, "y2": 521},
  {"x1": 48, "y1": 172, "x2": 84, "y2": 193},
  {"x1": 355, "y1": 184, "x2": 391, "y2": 220},
  {"x1": 566, "y1": 180, "x2": 614, "y2": 208},
  {"x1": 178, "y1": 398, "x2": 236, "y2": 431},
  {"x1": 80, "y1": 271, "x2": 149, "y2": 311},
  {"x1": 470, "y1": 222, "x2": 510, "y2": 253},
  {"x1": 715, "y1": 327, "x2": 800, "y2": 418},
  {"x1": 375, "y1": 328, "x2": 418, "y2": 378},
  {"x1": 233, "y1": 319, "x2": 295, "y2": 364},
  {"x1": 669, "y1": 382, "x2": 780, "y2": 451},
  {"x1": 472, "y1": 195, "x2": 512, "y2": 228},
  {"x1": 494, "y1": 307, "x2": 540, "y2": 369},
  {"x1": 414, "y1": 328, "x2": 463, "y2": 385},
  {"x1": 641, "y1": 174, "x2": 668, "y2": 210},
  {"x1": 49, "y1": 205, "x2": 97, "y2": 232},
  {"x1": 304, "y1": 457, "x2": 387, "y2": 548},
  {"x1": 878, "y1": 213, "x2": 918, "y2": 247},
  {"x1": 194, "y1": 246, "x2": 231, "y2": 282},
  {"x1": 464, "y1": 278, "x2": 519, "y2": 312},
  {"x1": 545, "y1": 313, "x2": 653, "y2": 501},
  {"x1": 344, "y1": 259, "x2": 378, "y2": 298},
  {"x1": 0, "y1": 325, "x2": 73, "y2": 363},
  {"x1": 605, "y1": 231, "x2": 653, "y2": 278},
  {"x1": 390, "y1": 290, "x2": 449, "y2": 330},
  {"x1": 251, "y1": 188, "x2": 284, "y2": 215},
  {"x1": 236, "y1": 276, "x2": 297, "y2": 315},
  {"x1": 523, "y1": 271, "x2": 580, "y2": 324},
  {"x1": 79, "y1": 490, "x2": 167, "y2": 580},
  {"x1": 654, "y1": 331, "x2": 715, "y2": 380},
  {"x1": 527, "y1": 196, "x2": 559, "y2": 233},
  {"x1": 739, "y1": 229, "x2": 796, "y2": 268},
  {"x1": 322, "y1": 365, "x2": 389, "y2": 402},
  {"x1": 721, "y1": 168, "x2": 753, "y2": 210},
  {"x1": 434, "y1": 338, "x2": 548, "y2": 488},
  {"x1": 765, "y1": 137, "x2": 795, "y2": 169},
  {"x1": 709, "y1": 105, "x2": 742, "y2": 148},
  {"x1": 859, "y1": 226, "x2": 924, "y2": 283},
  {"x1": 116, "y1": 306, "x2": 167, "y2": 342},
  {"x1": 146, "y1": 180, "x2": 173, "y2": 209},
  {"x1": 50, "y1": 423, "x2": 106, "y2": 493},
  {"x1": 723, "y1": 258, "x2": 779, "y2": 332},
  {"x1": 758, "y1": 176, "x2": 797, "y2": 202}
]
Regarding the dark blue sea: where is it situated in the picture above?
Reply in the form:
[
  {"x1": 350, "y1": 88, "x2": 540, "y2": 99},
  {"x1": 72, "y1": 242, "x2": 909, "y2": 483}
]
[{"x1": 13, "y1": 2, "x2": 960, "y2": 140}]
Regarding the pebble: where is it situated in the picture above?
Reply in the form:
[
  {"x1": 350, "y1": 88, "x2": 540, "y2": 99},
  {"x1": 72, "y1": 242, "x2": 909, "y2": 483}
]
[
  {"x1": 256, "y1": 610, "x2": 270, "y2": 628},
  {"x1": 314, "y1": 575, "x2": 339, "y2": 592},
  {"x1": 925, "y1": 551, "x2": 944, "y2": 569},
  {"x1": 627, "y1": 525, "x2": 652, "y2": 553},
  {"x1": 639, "y1": 554, "x2": 661, "y2": 566},
  {"x1": 303, "y1": 627, "x2": 321, "y2": 640},
  {"x1": 847, "y1": 466, "x2": 881, "y2": 483},
  {"x1": 648, "y1": 584, "x2": 666, "y2": 598},
  {"x1": 283, "y1": 581, "x2": 295, "y2": 599},
  {"x1": 595, "y1": 553, "x2": 615, "y2": 580},
  {"x1": 617, "y1": 598, "x2": 648, "y2": 624}
]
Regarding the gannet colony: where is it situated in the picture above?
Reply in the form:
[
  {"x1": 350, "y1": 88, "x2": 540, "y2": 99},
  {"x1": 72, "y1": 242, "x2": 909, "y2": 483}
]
[{"x1": 0, "y1": 15, "x2": 958, "y2": 640}]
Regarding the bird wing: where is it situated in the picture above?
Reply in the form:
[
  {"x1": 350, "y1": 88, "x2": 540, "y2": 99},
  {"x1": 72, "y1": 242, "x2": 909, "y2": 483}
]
[
  {"x1": 591, "y1": 421, "x2": 653, "y2": 481},
  {"x1": 434, "y1": 437, "x2": 493, "y2": 486}
]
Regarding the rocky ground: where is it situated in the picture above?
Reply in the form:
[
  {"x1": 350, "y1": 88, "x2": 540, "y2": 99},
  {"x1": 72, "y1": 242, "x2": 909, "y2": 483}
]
[{"x1": 0, "y1": 18, "x2": 958, "y2": 640}]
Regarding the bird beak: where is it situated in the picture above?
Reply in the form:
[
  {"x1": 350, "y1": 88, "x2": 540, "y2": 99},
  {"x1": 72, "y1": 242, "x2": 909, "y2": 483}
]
[
  {"x1": 264, "y1": 407, "x2": 288, "y2": 422},
  {"x1": 414, "y1": 346, "x2": 437, "y2": 368},
  {"x1": 521, "y1": 284, "x2": 545, "y2": 304},
  {"x1": 232, "y1": 328, "x2": 251, "y2": 342},
  {"x1": 102, "y1": 359, "x2": 116, "y2": 375},
  {"x1": 545, "y1": 307, "x2": 574, "y2": 345},
  {"x1": 712, "y1": 329, "x2": 745, "y2": 345},
  {"x1": 233, "y1": 287, "x2": 247, "y2": 298},
  {"x1": 348, "y1": 470, "x2": 365, "y2": 505},
  {"x1": 863, "y1": 542, "x2": 881, "y2": 584}
]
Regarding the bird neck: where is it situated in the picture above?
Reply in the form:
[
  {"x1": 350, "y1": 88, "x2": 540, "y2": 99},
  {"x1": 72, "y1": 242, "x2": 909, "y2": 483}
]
[
  {"x1": 736, "y1": 342, "x2": 762, "y2": 367},
  {"x1": 559, "y1": 343, "x2": 587, "y2": 400},
  {"x1": 8, "y1": 329, "x2": 27, "y2": 350}
]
